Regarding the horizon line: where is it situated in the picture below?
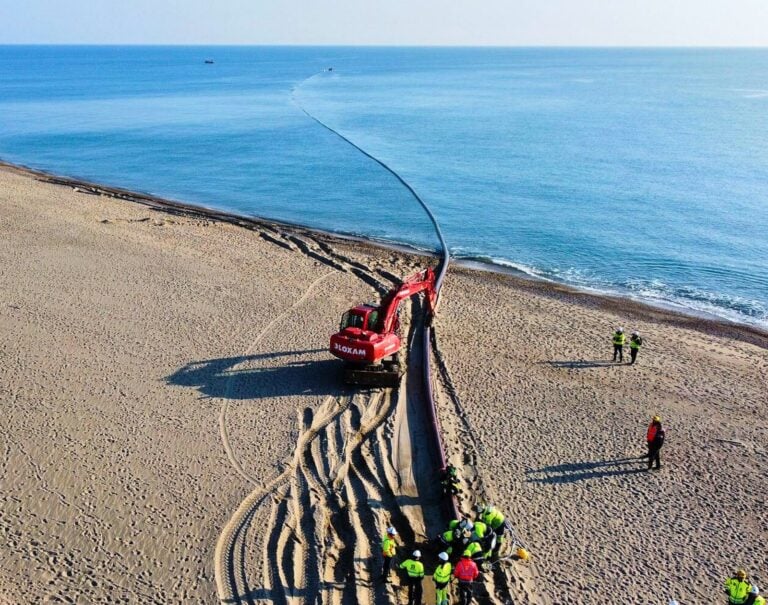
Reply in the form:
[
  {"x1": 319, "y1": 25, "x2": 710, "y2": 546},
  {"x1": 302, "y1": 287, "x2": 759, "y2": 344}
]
[{"x1": 1, "y1": 43, "x2": 767, "y2": 49}]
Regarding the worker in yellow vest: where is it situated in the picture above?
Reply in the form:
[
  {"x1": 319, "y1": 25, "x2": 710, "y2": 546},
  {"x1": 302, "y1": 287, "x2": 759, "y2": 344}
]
[
  {"x1": 434, "y1": 551, "x2": 452, "y2": 605},
  {"x1": 440, "y1": 464, "x2": 462, "y2": 498},
  {"x1": 463, "y1": 540, "x2": 483, "y2": 563},
  {"x1": 469, "y1": 519, "x2": 495, "y2": 559},
  {"x1": 399, "y1": 550, "x2": 425, "y2": 605},
  {"x1": 476, "y1": 504, "x2": 505, "y2": 532},
  {"x1": 470, "y1": 519, "x2": 487, "y2": 540},
  {"x1": 612, "y1": 327, "x2": 626, "y2": 362},
  {"x1": 725, "y1": 569, "x2": 751, "y2": 605},
  {"x1": 380, "y1": 526, "x2": 398, "y2": 583},
  {"x1": 475, "y1": 503, "x2": 506, "y2": 555}
]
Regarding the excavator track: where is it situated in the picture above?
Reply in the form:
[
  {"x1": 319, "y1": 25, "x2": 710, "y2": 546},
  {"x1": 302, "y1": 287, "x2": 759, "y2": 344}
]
[{"x1": 343, "y1": 360, "x2": 402, "y2": 388}]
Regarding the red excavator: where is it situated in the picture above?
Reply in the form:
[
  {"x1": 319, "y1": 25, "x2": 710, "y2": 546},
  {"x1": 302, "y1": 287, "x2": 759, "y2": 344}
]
[{"x1": 330, "y1": 267, "x2": 437, "y2": 387}]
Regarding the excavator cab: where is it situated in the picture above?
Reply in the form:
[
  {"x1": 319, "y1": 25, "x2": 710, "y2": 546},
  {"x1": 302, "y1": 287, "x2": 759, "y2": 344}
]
[
  {"x1": 331, "y1": 302, "x2": 401, "y2": 387},
  {"x1": 339, "y1": 305, "x2": 379, "y2": 332}
]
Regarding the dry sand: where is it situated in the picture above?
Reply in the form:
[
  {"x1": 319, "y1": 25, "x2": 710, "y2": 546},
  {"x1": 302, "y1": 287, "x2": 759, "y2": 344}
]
[
  {"x1": 434, "y1": 271, "x2": 768, "y2": 603},
  {"x1": 1, "y1": 164, "x2": 766, "y2": 604}
]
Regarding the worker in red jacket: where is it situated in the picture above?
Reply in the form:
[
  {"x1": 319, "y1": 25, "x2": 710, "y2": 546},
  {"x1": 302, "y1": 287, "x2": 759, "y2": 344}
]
[
  {"x1": 646, "y1": 415, "x2": 665, "y2": 470},
  {"x1": 454, "y1": 549, "x2": 480, "y2": 605}
]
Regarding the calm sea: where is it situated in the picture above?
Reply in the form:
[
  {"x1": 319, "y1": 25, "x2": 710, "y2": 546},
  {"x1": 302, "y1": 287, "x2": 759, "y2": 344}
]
[{"x1": 1, "y1": 46, "x2": 766, "y2": 328}]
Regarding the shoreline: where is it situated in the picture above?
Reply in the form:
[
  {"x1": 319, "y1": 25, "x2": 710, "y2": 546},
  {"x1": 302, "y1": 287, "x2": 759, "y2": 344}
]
[{"x1": 3, "y1": 158, "x2": 766, "y2": 349}]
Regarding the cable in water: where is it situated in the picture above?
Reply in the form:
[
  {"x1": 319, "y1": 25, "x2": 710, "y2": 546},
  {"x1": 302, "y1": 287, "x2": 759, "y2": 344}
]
[{"x1": 291, "y1": 70, "x2": 450, "y2": 291}]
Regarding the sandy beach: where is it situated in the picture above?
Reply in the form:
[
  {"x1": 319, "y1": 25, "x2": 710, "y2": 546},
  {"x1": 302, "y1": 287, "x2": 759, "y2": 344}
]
[{"x1": 1, "y1": 163, "x2": 766, "y2": 604}]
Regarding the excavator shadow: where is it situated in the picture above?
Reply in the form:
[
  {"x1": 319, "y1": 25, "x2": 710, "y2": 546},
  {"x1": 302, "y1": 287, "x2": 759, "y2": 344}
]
[
  {"x1": 165, "y1": 349, "x2": 343, "y2": 400},
  {"x1": 525, "y1": 456, "x2": 648, "y2": 484}
]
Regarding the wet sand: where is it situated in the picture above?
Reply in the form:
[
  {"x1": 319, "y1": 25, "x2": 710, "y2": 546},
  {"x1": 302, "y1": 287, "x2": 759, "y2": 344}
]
[{"x1": 1, "y1": 163, "x2": 766, "y2": 603}]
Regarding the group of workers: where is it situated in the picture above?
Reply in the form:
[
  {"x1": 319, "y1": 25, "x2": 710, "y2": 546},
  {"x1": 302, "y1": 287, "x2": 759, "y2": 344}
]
[
  {"x1": 436, "y1": 505, "x2": 507, "y2": 564},
  {"x1": 612, "y1": 327, "x2": 643, "y2": 364},
  {"x1": 391, "y1": 546, "x2": 478, "y2": 605},
  {"x1": 380, "y1": 491, "x2": 510, "y2": 605}
]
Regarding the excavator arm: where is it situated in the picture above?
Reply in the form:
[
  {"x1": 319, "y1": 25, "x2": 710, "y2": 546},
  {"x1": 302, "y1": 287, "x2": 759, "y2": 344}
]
[{"x1": 379, "y1": 268, "x2": 436, "y2": 335}]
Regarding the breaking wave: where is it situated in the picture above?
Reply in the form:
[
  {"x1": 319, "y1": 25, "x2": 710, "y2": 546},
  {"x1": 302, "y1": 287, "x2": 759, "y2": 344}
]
[{"x1": 454, "y1": 252, "x2": 768, "y2": 330}]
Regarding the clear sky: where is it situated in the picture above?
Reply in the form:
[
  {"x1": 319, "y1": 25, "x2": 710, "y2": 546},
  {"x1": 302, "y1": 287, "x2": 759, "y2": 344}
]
[{"x1": 1, "y1": 0, "x2": 767, "y2": 46}]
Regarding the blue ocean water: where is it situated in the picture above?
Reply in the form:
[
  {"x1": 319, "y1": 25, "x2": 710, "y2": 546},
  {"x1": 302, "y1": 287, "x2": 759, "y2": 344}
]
[{"x1": 1, "y1": 46, "x2": 766, "y2": 328}]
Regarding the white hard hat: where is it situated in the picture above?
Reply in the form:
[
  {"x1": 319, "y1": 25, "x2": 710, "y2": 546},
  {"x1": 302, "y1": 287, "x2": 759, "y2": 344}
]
[
  {"x1": 465, "y1": 521, "x2": 474, "y2": 531},
  {"x1": 632, "y1": 331, "x2": 639, "y2": 336},
  {"x1": 387, "y1": 527, "x2": 397, "y2": 535},
  {"x1": 751, "y1": 586, "x2": 760, "y2": 595},
  {"x1": 617, "y1": 327, "x2": 624, "y2": 333},
  {"x1": 438, "y1": 551, "x2": 449, "y2": 561},
  {"x1": 669, "y1": 601, "x2": 679, "y2": 605},
  {"x1": 412, "y1": 550, "x2": 421, "y2": 558}
]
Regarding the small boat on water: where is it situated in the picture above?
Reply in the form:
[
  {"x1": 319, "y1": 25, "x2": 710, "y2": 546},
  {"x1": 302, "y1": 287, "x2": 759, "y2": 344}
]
[{"x1": 204, "y1": 59, "x2": 214, "y2": 64}]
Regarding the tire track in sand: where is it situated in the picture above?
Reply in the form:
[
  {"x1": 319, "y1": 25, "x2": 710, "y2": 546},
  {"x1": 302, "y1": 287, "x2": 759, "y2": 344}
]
[
  {"x1": 216, "y1": 395, "x2": 350, "y2": 603},
  {"x1": 215, "y1": 230, "x2": 443, "y2": 604},
  {"x1": 217, "y1": 268, "x2": 338, "y2": 486},
  {"x1": 217, "y1": 310, "x2": 433, "y2": 604},
  {"x1": 258, "y1": 388, "x2": 405, "y2": 605}
]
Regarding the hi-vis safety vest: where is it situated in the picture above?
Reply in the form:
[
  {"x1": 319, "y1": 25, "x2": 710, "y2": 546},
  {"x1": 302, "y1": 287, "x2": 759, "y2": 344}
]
[
  {"x1": 471, "y1": 521, "x2": 488, "y2": 540},
  {"x1": 447, "y1": 518, "x2": 465, "y2": 531},
  {"x1": 613, "y1": 332, "x2": 626, "y2": 346},
  {"x1": 754, "y1": 596, "x2": 765, "y2": 605},
  {"x1": 434, "y1": 562, "x2": 452, "y2": 584},
  {"x1": 381, "y1": 535, "x2": 396, "y2": 557},
  {"x1": 630, "y1": 336, "x2": 642, "y2": 349},
  {"x1": 724, "y1": 577, "x2": 750, "y2": 604},
  {"x1": 465, "y1": 542, "x2": 482, "y2": 557},
  {"x1": 482, "y1": 507, "x2": 505, "y2": 530},
  {"x1": 442, "y1": 529, "x2": 459, "y2": 543},
  {"x1": 400, "y1": 559, "x2": 425, "y2": 578}
]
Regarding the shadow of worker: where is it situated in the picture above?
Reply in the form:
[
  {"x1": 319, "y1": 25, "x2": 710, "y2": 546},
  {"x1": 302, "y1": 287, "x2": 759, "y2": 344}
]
[{"x1": 525, "y1": 456, "x2": 647, "y2": 484}]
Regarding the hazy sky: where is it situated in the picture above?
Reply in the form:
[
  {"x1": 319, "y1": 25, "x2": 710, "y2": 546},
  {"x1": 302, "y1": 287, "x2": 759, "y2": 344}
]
[{"x1": 1, "y1": 0, "x2": 767, "y2": 46}]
